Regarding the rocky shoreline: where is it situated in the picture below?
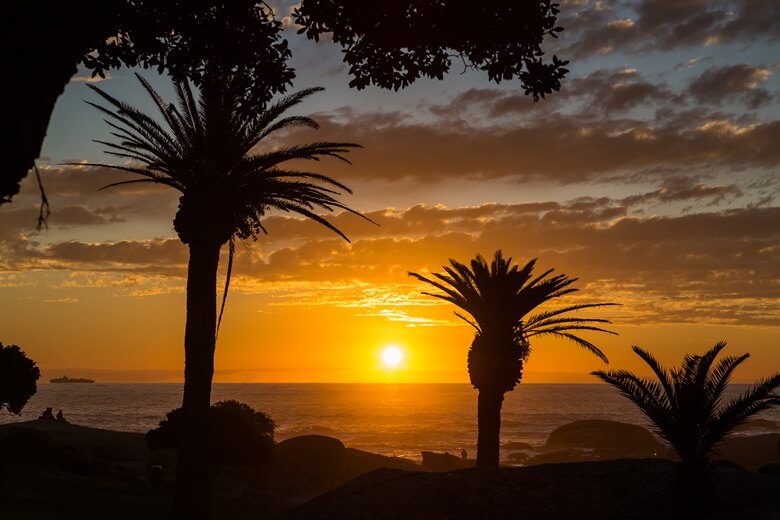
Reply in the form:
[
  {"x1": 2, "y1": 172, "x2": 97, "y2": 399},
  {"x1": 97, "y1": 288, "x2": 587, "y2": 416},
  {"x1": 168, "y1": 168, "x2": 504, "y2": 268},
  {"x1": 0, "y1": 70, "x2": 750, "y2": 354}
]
[{"x1": 1, "y1": 419, "x2": 778, "y2": 519}]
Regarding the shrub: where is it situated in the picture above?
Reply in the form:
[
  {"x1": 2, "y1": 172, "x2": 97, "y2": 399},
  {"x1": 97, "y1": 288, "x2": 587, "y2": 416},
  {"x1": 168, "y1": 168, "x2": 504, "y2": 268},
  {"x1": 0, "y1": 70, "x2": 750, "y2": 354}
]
[
  {"x1": 0, "y1": 342, "x2": 41, "y2": 415},
  {"x1": 147, "y1": 400, "x2": 275, "y2": 469}
]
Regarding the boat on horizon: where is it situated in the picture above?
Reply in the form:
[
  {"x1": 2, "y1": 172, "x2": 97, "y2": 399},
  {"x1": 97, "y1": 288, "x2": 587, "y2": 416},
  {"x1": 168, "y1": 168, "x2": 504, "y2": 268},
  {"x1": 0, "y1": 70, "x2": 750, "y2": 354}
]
[{"x1": 50, "y1": 375, "x2": 95, "y2": 384}]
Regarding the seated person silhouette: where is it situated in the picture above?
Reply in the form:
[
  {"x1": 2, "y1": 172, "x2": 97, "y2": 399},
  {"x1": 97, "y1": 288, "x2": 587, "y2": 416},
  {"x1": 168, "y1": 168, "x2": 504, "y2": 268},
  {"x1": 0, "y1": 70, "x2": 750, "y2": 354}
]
[
  {"x1": 40, "y1": 407, "x2": 55, "y2": 420},
  {"x1": 56, "y1": 409, "x2": 68, "y2": 423}
]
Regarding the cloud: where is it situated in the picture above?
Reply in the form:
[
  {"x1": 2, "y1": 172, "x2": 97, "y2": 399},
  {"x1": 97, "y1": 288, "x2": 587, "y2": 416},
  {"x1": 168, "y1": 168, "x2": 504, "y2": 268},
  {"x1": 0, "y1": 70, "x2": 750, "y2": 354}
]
[
  {"x1": 19, "y1": 165, "x2": 179, "y2": 216},
  {"x1": 70, "y1": 73, "x2": 112, "y2": 83},
  {"x1": 567, "y1": 68, "x2": 680, "y2": 113},
  {"x1": 44, "y1": 238, "x2": 187, "y2": 268},
  {"x1": 5, "y1": 190, "x2": 776, "y2": 325},
  {"x1": 688, "y1": 64, "x2": 773, "y2": 108},
  {"x1": 427, "y1": 68, "x2": 679, "y2": 116},
  {"x1": 304, "y1": 113, "x2": 780, "y2": 184},
  {"x1": 556, "y1": 0, "x2": 780, "y2": 59},
  {"x1": 621, "y1": 177, "x2": 742, "y2": 207},
  {"x1": 245, "y1": 204, "x2": 780, "y2": 326}
]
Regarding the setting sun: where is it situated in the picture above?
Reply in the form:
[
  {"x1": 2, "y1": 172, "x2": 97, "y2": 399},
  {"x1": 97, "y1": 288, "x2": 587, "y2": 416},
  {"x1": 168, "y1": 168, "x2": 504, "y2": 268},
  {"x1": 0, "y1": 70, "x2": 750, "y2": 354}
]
[{"x1": 381, "y1": 346, "x2": 404, "y2": 368}]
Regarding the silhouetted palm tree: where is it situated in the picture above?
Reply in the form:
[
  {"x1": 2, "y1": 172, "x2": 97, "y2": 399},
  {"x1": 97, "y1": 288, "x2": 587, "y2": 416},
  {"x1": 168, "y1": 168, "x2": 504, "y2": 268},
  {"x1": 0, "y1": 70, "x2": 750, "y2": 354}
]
[
  {"x1": 593, "y1": 342, "x2": 780, "y2": 507},
  {"x1": 409, "y1": 250, "x2": 616, "y2": 468},
  {"x1": 83, "y1": 75, "x2": 364, "y2": 518}
]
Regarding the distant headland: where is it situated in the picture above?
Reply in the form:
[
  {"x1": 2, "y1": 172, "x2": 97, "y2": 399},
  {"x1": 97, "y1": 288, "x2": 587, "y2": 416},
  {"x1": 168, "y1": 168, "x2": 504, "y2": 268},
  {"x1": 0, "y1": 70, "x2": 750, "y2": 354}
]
[{"x1": 50, "y1": 376, "x2": 95, "y2": 384}]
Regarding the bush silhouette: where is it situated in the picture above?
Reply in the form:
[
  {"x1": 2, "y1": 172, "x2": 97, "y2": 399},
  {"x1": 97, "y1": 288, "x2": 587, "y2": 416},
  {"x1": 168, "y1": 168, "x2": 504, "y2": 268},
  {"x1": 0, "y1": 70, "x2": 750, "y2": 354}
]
[
  {"x1": 0, "y1": 342, "x2": 41, "y2": 415},
  {"x1": 593, "y1": 341, "x2": 780, "y2": 511},
  {"x1": 148, "y1": 400, "x2": 275, "y2": 470}
]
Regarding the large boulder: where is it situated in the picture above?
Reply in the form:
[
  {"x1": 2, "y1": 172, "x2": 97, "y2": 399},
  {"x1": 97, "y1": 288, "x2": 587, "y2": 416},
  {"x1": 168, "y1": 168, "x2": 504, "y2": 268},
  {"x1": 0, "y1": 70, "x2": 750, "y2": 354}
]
[
  {"x1": 272, "y1": 435, "x2": 419, "y2": 497},
  {"x1": 420, "y1": 451, "x2": 473, "y2": 471},
  {"x1": 714, "y1": 434, "x2": 780, "y2": 469},
  {"x1": 733, "y1": 419, "x2": 777, "y2": 433},
  {"x1": 343, "y1": 448, "x2": 418, "y2": 479},
  {"x1": 546, "y1": 420, "x2": 663, "y2": 459},
  {"x1": 274, "y1": 435, "x2": 348, "y2": 495}
]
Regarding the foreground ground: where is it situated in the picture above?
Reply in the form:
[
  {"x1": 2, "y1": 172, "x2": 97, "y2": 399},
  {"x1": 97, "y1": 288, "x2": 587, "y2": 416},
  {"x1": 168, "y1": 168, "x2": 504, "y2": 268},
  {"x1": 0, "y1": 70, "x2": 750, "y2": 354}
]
[
  {"x1": 286, "y1": 460, "x2": 780, "y2": 520},
  {"x1": 1, "y1": 420, "x2": 778, "y2": 519}
]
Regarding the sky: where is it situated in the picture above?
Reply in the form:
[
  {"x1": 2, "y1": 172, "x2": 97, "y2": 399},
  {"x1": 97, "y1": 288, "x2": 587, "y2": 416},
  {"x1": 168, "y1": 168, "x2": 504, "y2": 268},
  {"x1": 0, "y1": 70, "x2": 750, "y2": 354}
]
[{"x1": 1, "y1": 0, "x2": 779, "y2": 383}]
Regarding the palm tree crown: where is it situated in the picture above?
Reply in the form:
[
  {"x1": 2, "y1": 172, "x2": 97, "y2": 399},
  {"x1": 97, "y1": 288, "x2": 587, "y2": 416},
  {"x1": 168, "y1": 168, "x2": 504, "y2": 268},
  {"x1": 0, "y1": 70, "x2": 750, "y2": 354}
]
[
  {"x1": 83, "y1": 74, "x2": 364, "y2": 247},
  {"x1": 410, "y1": 250, "x2": 616, "y2": 392},
  {"x1": 592, "y1": 342, "x2": 780, "y2": 472}
]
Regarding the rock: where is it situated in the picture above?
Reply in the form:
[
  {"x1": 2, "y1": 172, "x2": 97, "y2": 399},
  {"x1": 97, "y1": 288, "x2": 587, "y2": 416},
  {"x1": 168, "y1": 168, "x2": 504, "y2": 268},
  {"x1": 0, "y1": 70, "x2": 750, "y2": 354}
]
[
  {"x1": 273, "y1": 435, "x2": 421, "y2": 497},
  {"x1": 343, "y1": 448, "x2": 418, "y2": 480},
  {"x1": 758, "y1": 463, "x2": 780, "y2": 476},
  {"x1": 273, "y1": 435, "x2": 348, "y2": 495},
  {"x1": 508, "y1": 451, "x2": 531, "y2": 463},
  {"x1": 714, "y1": 434, "x2": 780, "y2": 469},
  {"x1": 733, "y1": 419, "x2": 777, "y2": 433},
  {"x1": 502, "y1": 441, "x2": 536, "y2": 451},
  {"x1": 546, "y1": 420, "x2": 663, "y2": 458},
  {"x1": 420, "y1": 451, "x2": 473, "y2": 471}
]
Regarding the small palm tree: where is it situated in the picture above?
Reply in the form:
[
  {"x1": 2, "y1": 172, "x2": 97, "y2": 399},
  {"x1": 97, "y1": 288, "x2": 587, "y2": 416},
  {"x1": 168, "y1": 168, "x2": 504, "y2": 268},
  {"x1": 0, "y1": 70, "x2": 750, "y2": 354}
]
[
  {"x1": 592, "y1": 342, "x2": 780, "y2": 506},
  {"x1": 82, "y1": 75, "x2": 365, "y2": 518},
  {"x1": 409, "y1": 250, "x2": 617, "y2": 468}
]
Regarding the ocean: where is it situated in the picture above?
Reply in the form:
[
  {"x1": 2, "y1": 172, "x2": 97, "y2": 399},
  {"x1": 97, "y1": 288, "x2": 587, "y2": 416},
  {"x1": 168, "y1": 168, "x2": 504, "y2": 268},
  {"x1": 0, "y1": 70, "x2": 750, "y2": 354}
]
[{"x1": 2, "y1": 383, "x2": 777, "y2": 462}]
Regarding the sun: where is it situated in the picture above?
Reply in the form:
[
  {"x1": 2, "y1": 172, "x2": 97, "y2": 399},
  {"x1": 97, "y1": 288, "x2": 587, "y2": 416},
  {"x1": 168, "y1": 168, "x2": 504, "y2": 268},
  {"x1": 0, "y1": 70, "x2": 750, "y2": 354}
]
[{"x1": 381, "y1": 346, "x2": 404, "y2": 368}]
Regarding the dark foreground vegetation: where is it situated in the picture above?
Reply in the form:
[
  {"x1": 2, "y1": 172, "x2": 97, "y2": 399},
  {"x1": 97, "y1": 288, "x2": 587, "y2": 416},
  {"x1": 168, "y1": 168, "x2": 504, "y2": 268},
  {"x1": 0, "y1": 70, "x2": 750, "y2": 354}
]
[{"x1": 1, "y1": 418, "x2": 778, "y2": 520}]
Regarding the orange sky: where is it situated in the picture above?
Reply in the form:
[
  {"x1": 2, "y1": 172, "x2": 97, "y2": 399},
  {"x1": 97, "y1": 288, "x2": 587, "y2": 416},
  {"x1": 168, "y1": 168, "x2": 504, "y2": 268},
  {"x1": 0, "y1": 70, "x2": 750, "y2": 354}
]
[
  {"x1": 1, "y1": 192, "x2": 778, "y2": 383},
  {"x1": 1, "y1": 0, "x2": 779, "y2": 383}
]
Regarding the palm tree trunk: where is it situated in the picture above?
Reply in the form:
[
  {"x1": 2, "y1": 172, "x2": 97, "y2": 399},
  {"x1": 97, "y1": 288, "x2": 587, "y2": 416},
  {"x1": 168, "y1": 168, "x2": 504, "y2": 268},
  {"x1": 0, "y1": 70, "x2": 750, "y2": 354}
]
[
  {"x1": 476, "y1": 389, "x2": 504, "y2": 469},
  {"x1": 171, "y1": 239, "x2": 221, "y2": 520}
]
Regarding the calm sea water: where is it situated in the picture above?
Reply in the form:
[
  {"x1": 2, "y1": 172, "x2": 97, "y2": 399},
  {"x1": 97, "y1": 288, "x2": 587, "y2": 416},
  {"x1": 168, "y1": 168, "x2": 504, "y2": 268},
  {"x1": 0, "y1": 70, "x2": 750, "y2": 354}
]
[{"x1": 2, "y1": 383, "x2": 777, "y2": 462}]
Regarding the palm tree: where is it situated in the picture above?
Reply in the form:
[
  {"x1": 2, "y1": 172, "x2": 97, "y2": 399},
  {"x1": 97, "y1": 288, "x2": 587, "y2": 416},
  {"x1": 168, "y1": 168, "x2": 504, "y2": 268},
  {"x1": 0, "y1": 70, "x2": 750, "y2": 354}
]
[
  {"x1": 83, "y1": 75, "x2": 365, "y2": 518},
  {"x1": 409, "y1": 250, "x2": 617, "y2": 468},
  {"x1": 592, "y1": 342, "x2": 780, "y2": 506}
]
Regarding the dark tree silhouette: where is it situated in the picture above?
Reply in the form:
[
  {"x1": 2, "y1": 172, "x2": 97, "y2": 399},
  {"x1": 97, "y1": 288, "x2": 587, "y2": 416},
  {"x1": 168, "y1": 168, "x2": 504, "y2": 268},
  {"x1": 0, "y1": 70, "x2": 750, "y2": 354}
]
[
  {"x1": 592, "y1": 342, "x2": 780, "y2": 509},
  {"x1": 1, "y1": 1, "x2": 567, "y2": 205},
  {"x1": 409, "y1": 251, "x2": 616, "y2": 468},
  {"x1": 0, "y1": 342, "x2": 41, "y2": 415},
  {"x1": 293, "y1": 1, "x2": 568, "y2": 95},
  {"x1": 148, "y1": 400, "x2": 276, "y2": 473},
  {"x1": 1, "y1": 0, "x2": 292, "y2": 206},
  {"x1": 84, "y1": 76, "x2": 364, "y2": 519}
]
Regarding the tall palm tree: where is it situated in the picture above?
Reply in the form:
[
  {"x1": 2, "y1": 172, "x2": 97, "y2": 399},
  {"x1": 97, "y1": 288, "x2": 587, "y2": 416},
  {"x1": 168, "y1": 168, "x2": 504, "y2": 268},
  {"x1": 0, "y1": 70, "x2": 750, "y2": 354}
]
[
  {"x1": 409, "y1": 250, "x2": 617, "y2": 468},
  {"x1": 82, "y1": 75, "x2": 365, "y2": 518},
  {"x1": 592, "y1": 342, "x2": 780, "y2": 506}
]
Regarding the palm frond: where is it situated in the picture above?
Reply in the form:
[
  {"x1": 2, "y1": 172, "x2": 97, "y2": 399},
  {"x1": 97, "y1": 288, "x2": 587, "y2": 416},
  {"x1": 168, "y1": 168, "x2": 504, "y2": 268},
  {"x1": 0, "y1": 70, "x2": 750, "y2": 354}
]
[
  {"x1": 545, "y1": 331, "x2": 609, "y2": 362},
  {"x1": 454, "y1": 311, "x2": 481, "y2": 332},
  {"x1": 407, "y1": 272, "x2": 468, "y2": 309},
  {"x1": 705, "y1": 353, "x2": 750, "y2": 414},
  {"x1": 596, "y1": 341, "x2": 780, "y2": 488},
  {"x1": 632, "y1": 346, "x2": 676, "y2": 408},
  {"x1": 706, "y1": 373, "x2": 780, "y2": 448},
  {"x1": 592, "y1": 368, "x2": 677, "y2": 445},
  {"x1": 241, "y1": 86, "x2": 325, "y2": 147}
]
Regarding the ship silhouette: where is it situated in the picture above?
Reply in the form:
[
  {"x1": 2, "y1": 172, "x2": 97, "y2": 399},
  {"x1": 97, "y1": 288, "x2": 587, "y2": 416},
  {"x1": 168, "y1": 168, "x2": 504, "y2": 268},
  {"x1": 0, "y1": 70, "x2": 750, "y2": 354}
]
[{"x1": 50, "y1": 375, "x2": 95, "y2": 383}]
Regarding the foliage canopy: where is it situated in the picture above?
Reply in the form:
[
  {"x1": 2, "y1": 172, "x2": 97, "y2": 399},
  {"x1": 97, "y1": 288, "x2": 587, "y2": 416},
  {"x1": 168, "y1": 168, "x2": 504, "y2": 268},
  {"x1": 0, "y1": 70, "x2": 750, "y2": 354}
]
[
  {"x1": 147, "y1": 400, "x2": 276, "y2": 468},
  {"x1": 0, "y1": 343, "x2": 41, "y2": 415}
]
